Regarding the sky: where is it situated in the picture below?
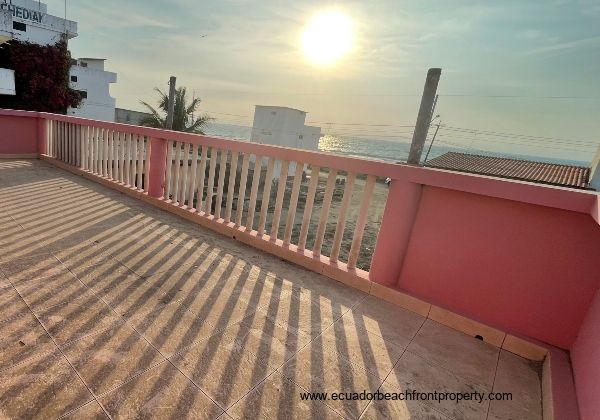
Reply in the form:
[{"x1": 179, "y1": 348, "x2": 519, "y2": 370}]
[{"x1": 45, "y1": 0, "x2": 600, "y2": 162}]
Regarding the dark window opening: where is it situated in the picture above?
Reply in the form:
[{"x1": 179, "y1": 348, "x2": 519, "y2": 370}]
[
  {"x1": 77, "y1": 90, "x2": 88, "y2": 99},
  {"x1": 13, "y1": 21, "x2": 26, "y2": 31},
  {"x1": 71, "y1": 75, "x2": 78, "y2": 82}
]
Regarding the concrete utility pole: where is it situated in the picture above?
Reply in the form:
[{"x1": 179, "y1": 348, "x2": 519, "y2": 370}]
[
  {"x1": 407, "y1": 68, "x2": 442, "y2": 165},
  {"x1": 166, "y1": 76, "x2": 177, "y2": 130}
]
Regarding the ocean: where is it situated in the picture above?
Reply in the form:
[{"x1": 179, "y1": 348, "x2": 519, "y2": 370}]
[{"x1": 204, "y1": 122, "x2": 589, "y2": 167}]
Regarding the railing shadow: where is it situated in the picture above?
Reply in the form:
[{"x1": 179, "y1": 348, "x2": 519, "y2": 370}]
[{"x1": 0, "y1": 159, "x2": 416, "y2": 419}]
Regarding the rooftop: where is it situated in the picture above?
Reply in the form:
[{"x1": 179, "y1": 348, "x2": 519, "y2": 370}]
[
  {"x1": 0, "y1": 159, "x2": 542, "y2": 419},
  {"x1": 1, "y1": 109, "x2": 598, "y2": 419},
  {"x1": 425, "y1": 152, "x2": 591, "y2": 189}
]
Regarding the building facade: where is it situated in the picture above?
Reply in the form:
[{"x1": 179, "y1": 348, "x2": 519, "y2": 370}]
[
  {"x1": 0, "y1": 0, "x2": 116, "y2": 121},
  {"x1": 0, "y1": 0, "x2": 77, "y2": 44},
  {"x1": 115, "y1": 107, "x2": 151, "y2": 126},
  {"x1": 250, "y1": 105, "x2": 321, "y2": 177},
  {"x1": 68, "y1": 58, "x2": 116, "y2": 121}
]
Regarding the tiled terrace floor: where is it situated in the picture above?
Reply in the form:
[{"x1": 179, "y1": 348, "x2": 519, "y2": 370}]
[{"x1": 0, "y1": 159, "x2": 542, "y2": 419}]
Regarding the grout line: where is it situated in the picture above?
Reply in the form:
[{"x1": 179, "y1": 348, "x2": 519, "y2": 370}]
[
  {"x1": 485, "y1": 347, "x2": 502, "y2": 420},
  {"x1": 58, "y1": 253, "x2": 227, "y2": 414},
  {"x1": 7, "y1": 281, "x2": 114, "y2": 420}
]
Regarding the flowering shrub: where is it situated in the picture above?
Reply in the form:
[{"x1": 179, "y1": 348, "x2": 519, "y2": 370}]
[{"x1": 0, "y1": 39, "x2": 81, "y2": 113}]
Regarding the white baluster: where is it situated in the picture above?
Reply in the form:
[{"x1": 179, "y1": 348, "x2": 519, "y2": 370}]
[{"x1": 347, "y1": 175, "x2": 376, "y2": 269}]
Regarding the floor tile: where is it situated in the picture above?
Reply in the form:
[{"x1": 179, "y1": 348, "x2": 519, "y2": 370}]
[
  {"x1": 227, "y1": 372, "x2": 343, "y2": 419},
  {"x1": 257, "y1": 290, "x2": 348, "y2": 339},
  {"x1": 60, "y1": 401, "x2": 109, "y2": 419},
  {"x1": 181, "y1": 285, "x2": 259, "y2": 332},
  {"x1": 492, "y1": 350, "x2": 542, "y2": 418},
  {"x1": 361, "y1": 394, "x2": 451, "y2": 420},
  {"x1": 93, "y1": 273, "x2": 170, "y2": 319},
  {"x1": 100, "y1": 361, "x2": 223, "y2": 419},
  {"x1": 0, "y1": 253, "x2": 65, "y2": 282},
  {"x1": 0, "y1": 350, "x2": 93, "y2": 419},
  {"x1": 37, "y1": 296, "x2": 124, "y2": 346},
  {"x1": 171, "y1": 323, "x2": 278, "y2": 408},
  {"x1": 289, "y1": 271, "x2": 367, "y2": 309},
  {"x1": 110, "y1": 233, "x2": 196, "y2": 277},
  {"x1": 236, "y1": 311, "x2": 313, "y2": 368},
  {"x1": 0, "y1": 313, "x2": 56, "y2": 371},
  {"x1": 63, "y1": 323, "x2": 165, "y2": 395},
  {"x1": 386, "y1": 351, "x2": 489, "y2": 420},
  {"x1": 341, "y1": 295, "x2": 425, "y2": 348},
  {"x1": 62, "y1": 253, "x2": 134, "y2": 289},
  {"x1": 16, "y1": 270, "x2": 94, "y2": 312},
  {"x1": 131, "y1": 303, "x2": 217, "y2": 357},
  {"x1": 321, "y1": 314, "x2": 406, "y2": 379},
  {"x1": 0, "y1": 273, "x2": 11, "y2": 289},
  {"x1": 0, "y1": 286, "x2": 30, "y2": 322},
  {"x1": 487, "y1": 398, "x2": 542, "y2": 420},
  {"x1": 407, "y1": 319, "x2": 499, "y2": 388},
  {"x1": 281, "y1": 338, "x2": 384, "y2": 419}
]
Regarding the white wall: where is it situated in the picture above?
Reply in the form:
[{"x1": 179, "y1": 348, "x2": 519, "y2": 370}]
[
  {"x1": 68, "y1": 60, "x2": 117, "y2": 122},
  {"x1": 250, "y1": 105, "x2": 321, "y2": 177}
]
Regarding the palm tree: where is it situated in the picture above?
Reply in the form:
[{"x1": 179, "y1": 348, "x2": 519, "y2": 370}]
[{"x1": 140, "y1": 87, "x2": 212, "y2": 133}]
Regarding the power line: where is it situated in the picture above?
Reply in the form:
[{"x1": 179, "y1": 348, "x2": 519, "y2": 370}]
[
  {"x1": 435, "y1": 134, "x2": 593, "y2": 152},
  {"x1": 440, "y1": 124, "x2": 598, "y2": 144},
  {"x1": 439, "y1": 126, "x2": 598, "y2": 148},
  {"x1": 439, "y1": 94, "x2": 600, "y2": 100},
  {"x1": 191, "y1": 88, "x2": 600, "y2": 100},
  {"x1": 308, "y1": 121, "x2": 416, "y2": 128}
]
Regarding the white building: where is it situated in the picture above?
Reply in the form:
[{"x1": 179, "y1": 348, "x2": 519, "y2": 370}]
[
  {"x1": 0, "y1": 0, "x2": 117, "y2": 121},
  {"x1": 0, "y1": 0, "x2": 77, "y2": 45},
  {"x1": 250, "y1": 105, "x2": 321, "y2": 177},
  {"x1": 68, "y1": 58, "x2": 116, "y2": 121}
]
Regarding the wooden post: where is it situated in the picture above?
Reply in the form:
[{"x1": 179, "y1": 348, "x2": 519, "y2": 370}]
[{"x1": 407, "y1": 68, "x2": 442, "y2": 165}]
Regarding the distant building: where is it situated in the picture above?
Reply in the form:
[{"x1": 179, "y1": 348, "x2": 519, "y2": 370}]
[
  {"x1": 0, "y1": 0, "x2": 77, "y2": 45},
  {"x1": 0, "y1": 0, "x2": 117, "y2": 122},
  {"x1": 68, "y1": 58, "x2": 116, "y2": 122},
  {"x1": 250, "y1": 105, "x2": 321, "y2": 177},
  {"x1": 115, "y1": 108, "x2": 151, "y2": 126},
  {"x1": 426, "y1": 151, "x2": 591, "y2": 190}
]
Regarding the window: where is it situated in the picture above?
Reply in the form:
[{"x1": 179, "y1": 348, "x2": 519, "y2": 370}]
[
  {"x1": 77, "y1": 90, "x2": 87, "y2": 99},
  {"x1": 13, "y1": 21, "x2": 26, "y2": 32},
  {"x1": 71, "y1": 75, "x2": 78, "y2": 82}
]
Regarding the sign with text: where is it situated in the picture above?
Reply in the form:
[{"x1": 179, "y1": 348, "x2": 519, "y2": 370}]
[{"x1": 0, "y1": 1, "x2": 45, "y2": 24}]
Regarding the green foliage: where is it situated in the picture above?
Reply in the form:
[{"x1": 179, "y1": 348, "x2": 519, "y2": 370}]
[
  {"x1": 0, "y1": 39, "x2": 81, "y2": 113},
  {"x1": 140, "y1": 87, "x2": 212, "y2": 133}
]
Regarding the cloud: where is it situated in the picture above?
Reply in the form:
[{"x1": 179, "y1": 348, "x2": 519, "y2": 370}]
[{"x1": 523, "y1": 35, "x2": 600, "y2": 55}]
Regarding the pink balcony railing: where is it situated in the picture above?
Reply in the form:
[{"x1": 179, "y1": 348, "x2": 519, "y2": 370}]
[
  {"x1": 43, "y1": 116, "x2": 383, "y2": 277},
  {"x1": 2, "y1": 109, "x2": 600, "y2": 420}
]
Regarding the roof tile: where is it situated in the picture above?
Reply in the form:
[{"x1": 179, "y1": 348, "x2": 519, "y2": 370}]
[{"x1": 425, "y1": 152, "x2": 590, "y2": 189}]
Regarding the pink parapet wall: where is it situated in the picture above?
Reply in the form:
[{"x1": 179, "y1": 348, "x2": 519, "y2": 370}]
[
  {"x1": 397, "y1": 185, "x2": 600, "y2": 350},
  {"x1": 571, "y1": 288, "x2": 600, "y2": 420},
  {"x1": 0, "y1": 111, "x2": 39, "y2": 154}
]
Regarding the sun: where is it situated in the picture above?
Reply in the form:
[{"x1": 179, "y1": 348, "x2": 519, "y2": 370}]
[{"x1": 301, "y1": 11, "x2": 353, "y2": 67}]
